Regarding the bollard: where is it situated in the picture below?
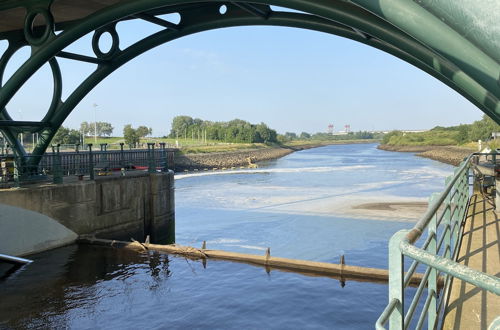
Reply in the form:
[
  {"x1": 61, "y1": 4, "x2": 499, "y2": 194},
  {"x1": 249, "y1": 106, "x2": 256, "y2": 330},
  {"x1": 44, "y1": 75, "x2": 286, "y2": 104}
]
[
  {"x1": 88, "y1": 144, "x2": 94, "y2": 180},
  {"x1": 52, "y1": 144, "x2": 63, "y2": 184}
]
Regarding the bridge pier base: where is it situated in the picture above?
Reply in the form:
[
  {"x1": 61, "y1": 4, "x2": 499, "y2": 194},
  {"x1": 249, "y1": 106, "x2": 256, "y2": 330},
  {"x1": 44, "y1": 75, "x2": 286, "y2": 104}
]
[{"x1": 0, "y1": 171, "x2": 175, "y2": 256}]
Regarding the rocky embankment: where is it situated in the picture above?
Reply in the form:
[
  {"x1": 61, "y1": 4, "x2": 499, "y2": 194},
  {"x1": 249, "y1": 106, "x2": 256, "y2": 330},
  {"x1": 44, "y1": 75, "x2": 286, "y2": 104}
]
[
  {"x1": 378, "y1": 144, "x2": 476, "y2": 166},
  {"x1": 173, "y1": 141, "x2": 376, "y2": 172},
  {"x1": 173, "y1": 147, "x2": 292, "y2": 172}
]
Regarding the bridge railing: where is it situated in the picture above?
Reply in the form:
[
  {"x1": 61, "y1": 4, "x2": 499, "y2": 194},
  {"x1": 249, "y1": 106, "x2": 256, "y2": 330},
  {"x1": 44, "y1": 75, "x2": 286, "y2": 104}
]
[
  {"x1": 376, "y1": 154, "x2": 500, "y2": 329},
  {"x1": 0, "y1": 143, "x2": 175, "y2": 187}
]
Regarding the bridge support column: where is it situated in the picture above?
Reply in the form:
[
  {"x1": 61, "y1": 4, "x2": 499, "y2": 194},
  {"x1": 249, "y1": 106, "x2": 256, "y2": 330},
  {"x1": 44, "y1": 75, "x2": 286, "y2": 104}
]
[{"x1": 0, "y1": 171, "x2": 175, "y2": 256}]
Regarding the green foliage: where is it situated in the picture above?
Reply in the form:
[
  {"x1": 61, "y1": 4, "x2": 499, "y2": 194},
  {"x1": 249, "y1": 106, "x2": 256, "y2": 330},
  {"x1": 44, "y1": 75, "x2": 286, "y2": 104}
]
[
  {"x1": 123, "y1": 124, "x2": 140, "y2": 146},
  {"x1": 136, "y1": 126, "x2": 152, "y2": 138},
  {"x1": 169, "y1": 116, "x2": 278, "y2": 143},
  {"x1": 382, "y1": 130, "x2": 403, "y2": 144},
  {"x1": 52, "y1": 126, "x2": 81, "y2": 145},
  {"x1": 311, "y1": 131, "x2": 376, "y2": 141},
  {"x1": 382, "y1": 115, "x2": 500, "y2": 146},
  {"x1": 80, "y1": 121, "x2": 114, "y2": 137},
  {"x1": 468, "y1": 115, "x2": 500, "y2": 141},
  {"x1": 300, "y1": 132, "x2": 311, "y2": 139}
]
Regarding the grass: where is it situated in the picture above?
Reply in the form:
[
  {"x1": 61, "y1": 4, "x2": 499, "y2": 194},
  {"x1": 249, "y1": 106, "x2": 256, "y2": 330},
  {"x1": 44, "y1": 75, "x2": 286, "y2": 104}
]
[
  {"x1": 68, "y1": 137, "x2": 377, "y2": 154},
  {"x1": 383, "y1": 130, "x2": 459, "y2": 146}
]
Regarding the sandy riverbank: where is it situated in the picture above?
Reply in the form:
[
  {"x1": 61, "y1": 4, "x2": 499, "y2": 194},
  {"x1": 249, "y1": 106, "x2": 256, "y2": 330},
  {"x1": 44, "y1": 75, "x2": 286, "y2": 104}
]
[{"x1": 377, "y1": 144, "x2": 475, "y2": 166}]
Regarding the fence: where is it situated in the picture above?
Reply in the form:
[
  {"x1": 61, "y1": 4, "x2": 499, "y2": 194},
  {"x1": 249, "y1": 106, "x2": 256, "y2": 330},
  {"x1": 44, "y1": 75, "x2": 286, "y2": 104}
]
[
  {"x1": 0, "y1": 143, "x2": 175, "y2": 187},
  {"x1": 376, "y1": 154, "x2": 500, "y2": 329}
]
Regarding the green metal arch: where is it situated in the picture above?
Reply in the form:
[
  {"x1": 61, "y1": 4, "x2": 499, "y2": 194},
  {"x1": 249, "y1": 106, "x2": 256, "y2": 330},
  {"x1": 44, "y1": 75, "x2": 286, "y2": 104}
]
[{"x1": 0, "y1": 0, "x2": 498, "y2": 167}]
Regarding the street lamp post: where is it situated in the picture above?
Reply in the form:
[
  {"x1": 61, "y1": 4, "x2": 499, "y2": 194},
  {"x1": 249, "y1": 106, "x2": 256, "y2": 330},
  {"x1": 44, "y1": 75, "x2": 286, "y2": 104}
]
[
  {"x1": 93, "y1": 103, "x2": 98, "y2": 144},
  {"x1": 18, "y1": 109, "x2": 23, "y2": 149}
]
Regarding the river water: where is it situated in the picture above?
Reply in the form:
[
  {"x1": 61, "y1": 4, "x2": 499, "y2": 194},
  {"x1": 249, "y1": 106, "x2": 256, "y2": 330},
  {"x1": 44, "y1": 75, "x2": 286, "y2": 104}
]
[{"x1": 0, "y1": 143, "x2": 453, "y2": 329}]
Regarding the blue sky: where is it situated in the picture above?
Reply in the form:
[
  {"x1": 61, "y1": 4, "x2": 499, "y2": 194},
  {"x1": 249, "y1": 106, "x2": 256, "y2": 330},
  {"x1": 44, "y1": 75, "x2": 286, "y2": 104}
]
[{"x1": 1, "y1": 19, "x2": 483, "y2": 137}]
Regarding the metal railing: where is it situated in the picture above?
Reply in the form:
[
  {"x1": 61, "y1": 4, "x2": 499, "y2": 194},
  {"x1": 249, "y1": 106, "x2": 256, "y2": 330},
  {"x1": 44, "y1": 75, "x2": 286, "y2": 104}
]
[
  {"x1": 0, "y1": 143, "x2": 175, "y2": 187},
  {"x1": 376, "y1": 154, "x2": 500, "y2": 329}
]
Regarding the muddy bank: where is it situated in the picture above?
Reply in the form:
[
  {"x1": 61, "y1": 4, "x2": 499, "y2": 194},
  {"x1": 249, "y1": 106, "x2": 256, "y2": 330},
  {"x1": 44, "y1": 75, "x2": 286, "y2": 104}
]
[{"x1": 378, "y1": 144, "x2": 475, "y2": 166}]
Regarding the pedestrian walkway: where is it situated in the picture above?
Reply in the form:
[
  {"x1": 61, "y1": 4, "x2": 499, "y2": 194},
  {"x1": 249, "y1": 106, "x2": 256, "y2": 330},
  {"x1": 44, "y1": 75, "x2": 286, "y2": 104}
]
[{"x1": 442, "y1": 194, "x2": 499, "y2": 329}]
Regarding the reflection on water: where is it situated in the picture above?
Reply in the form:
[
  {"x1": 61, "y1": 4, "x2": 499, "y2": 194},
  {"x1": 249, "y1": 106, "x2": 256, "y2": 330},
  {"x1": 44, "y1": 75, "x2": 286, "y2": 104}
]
[
  {"x1": 1, "y1": 244, "x2": 404, "y2": 330},
  {"x1": 0, "y1": 144, "x2": 453, "y2": 329}
]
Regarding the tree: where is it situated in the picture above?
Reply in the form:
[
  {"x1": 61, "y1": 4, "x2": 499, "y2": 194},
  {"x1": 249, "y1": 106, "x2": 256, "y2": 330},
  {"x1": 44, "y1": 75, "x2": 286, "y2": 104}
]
[
  {"x1": 382, "y1": 130, "x2": 403, "y2": 144},
  {"x1": 80, "y1": 121, "x2": 113, "y2": 137},
  {"x1": 256, "y1": 123, "x2": 277, "y2": 143},
  {"x1": 168, "y1": 116, "x2": 278, "y2": 143},
  {"x1": 80, "y1": 121, "x2": 91, "y2": 136},
  {"x1": 300, "y1": 132, "x2": 311, "y2": 139},
  {"x1": 98, "y1": 122, "x2": 114, "y2": 137},
  {"x1": 170, "y1": 115, "x2": 194, "y2": 138},
  {"x1": 136, "y1": 126, "x2": 151, "y2": 138},
  {"x1": 456, "y1": 124, "x2": 469, "y2": 144},
  {"x1": 468, "y1": 115, "x2": 500, "y2": 141},
  {"x1": 52, "y1": 126, "x2": 81, "y2": 145},
  {"x1": 123, "y1": 124, "x2": 140, "y2": 147}
]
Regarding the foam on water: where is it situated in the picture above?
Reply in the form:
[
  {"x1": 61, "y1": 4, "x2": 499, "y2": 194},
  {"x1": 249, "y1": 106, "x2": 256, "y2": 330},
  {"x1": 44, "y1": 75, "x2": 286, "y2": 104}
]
[{"x1": 175, "y1": 165, "x2": 376, "y2": 180}]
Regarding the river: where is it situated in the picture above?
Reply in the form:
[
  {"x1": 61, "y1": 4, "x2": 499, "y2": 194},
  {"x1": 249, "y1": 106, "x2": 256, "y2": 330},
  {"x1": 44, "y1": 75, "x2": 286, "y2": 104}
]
[{"x1": 0, "y1": 143, "x2": 454, "y2": 329}]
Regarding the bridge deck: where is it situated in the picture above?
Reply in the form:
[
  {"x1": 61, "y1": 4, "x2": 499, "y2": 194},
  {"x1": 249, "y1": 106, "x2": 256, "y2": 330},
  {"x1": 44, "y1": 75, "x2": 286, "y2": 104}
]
[{"x1": 442, "y1": 194, "x2": 499, "y2": 329}]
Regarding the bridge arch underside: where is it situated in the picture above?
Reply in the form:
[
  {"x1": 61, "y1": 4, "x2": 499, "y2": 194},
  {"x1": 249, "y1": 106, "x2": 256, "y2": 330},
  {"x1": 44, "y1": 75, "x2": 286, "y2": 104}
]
[{"x1": 0, "y1": 0, "x2": 499, "y2": 167}]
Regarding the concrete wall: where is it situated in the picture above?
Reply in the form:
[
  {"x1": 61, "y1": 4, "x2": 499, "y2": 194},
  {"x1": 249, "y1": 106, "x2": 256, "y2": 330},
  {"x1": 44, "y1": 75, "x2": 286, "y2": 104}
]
[
  {"x1": 0, "y1": 171, "x2": 175, "y2": 256},
  {"x1": 0, "y1": 204, "x2": 78, "y2": 257}
]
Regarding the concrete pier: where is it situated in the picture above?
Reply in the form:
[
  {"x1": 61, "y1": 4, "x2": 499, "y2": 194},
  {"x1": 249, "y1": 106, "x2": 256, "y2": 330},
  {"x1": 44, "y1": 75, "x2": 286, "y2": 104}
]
[{"x1": 0, "y1": 171, "x2": 175, "y2": 256}]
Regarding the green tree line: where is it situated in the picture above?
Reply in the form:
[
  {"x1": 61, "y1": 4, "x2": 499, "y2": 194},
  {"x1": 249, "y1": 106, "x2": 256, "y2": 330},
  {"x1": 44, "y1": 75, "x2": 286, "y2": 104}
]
[
  {"x1": 169, "y1": 116, "x2": 278, "y2": 143},
  {"x1": 382, "y1": 115, "x2": 500, "y2": 146}
]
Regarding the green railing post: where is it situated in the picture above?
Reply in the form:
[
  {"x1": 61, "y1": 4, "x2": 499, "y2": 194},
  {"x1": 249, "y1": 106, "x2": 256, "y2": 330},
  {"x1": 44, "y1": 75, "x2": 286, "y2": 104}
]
[
  {"x1": 119, "y1": 142, "x2": 125, "y2": 174},
  {"x1": 388, "y1": 230, "x2": 407, "y2": 329},
  {"x1": 452, "y1": 167, "x2": 461, "y2": 242},
  {"x1": 427, "y1": 193, "x2": 439, "y2": 329},
  {"x1": 88, "y1": 144, "x2": 94, "y2": 180},
  {"x1": 444, "y1": 176, "x2": 452, "y2": 259},
  {"x1": 159, "y1": 142, "x2": 168, "y2": 172},
  {"x1": 147, "y1": 143, "x2": 156, "y2": 173},
  {"x1": 99, "y1": 143, "x2": 108, "y2": 174},
  {"x1": 459, "y1": 163, "x2": 469, "y2": 221}
]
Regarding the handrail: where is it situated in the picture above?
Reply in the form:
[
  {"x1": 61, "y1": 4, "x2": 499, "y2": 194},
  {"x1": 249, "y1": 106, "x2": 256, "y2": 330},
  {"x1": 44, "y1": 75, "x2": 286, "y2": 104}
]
[
  {"x1": 405, "y1": 154, "x2": 473, "y2": 244},
  {"x1": 401, "y1": 240, "x2": 500, "y2": 294},
  {"x1": 376, "y1": 152, "x2": 500, "y2": 329},
  {"x1": 376, "y1": 298, "x2": 399, "y2": 329}
]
